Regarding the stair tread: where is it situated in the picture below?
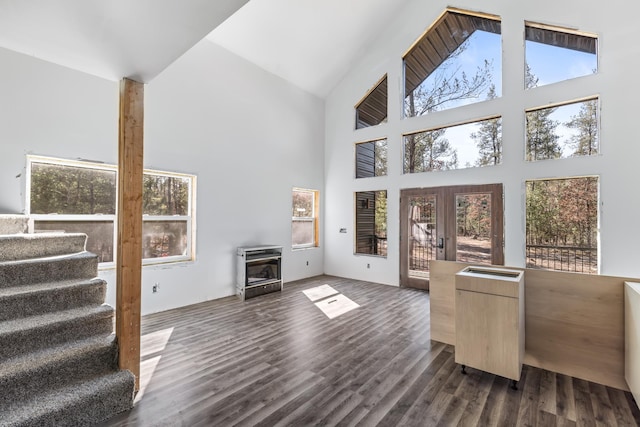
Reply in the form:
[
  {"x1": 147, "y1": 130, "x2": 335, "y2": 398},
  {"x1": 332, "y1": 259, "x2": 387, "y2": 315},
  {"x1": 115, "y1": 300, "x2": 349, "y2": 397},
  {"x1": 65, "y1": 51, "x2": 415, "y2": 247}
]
[
  {"x1": 1, "y1": 369, "x2": 135, "y2": 426},
  {"x1": 0, "y1": 250, "x2": 96, "y2": 267},
  {"x1": 0, "y1": 304, "x2": 113, "y2": 335},
  {"x1": 0, "y1": 334, "x2": 116, "y2": 379},
  {"x1": 0, "y1": 232, "x2": 86, "y2": 262},
  {"x1": 0, "y1": 277, "x2": 105, "y2": 298}
]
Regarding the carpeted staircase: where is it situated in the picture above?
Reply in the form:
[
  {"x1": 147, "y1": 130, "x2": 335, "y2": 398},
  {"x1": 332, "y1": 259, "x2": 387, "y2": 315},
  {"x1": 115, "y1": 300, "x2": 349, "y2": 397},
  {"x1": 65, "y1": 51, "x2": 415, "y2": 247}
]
[{"x1": 0, "y1": 216, "x2": 135, "y2": 426}]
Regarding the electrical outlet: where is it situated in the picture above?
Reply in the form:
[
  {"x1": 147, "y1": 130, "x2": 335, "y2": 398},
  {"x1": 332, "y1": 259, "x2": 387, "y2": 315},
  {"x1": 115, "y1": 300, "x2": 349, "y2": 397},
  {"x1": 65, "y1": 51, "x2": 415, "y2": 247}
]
[
  {"x1": 306, "y1": 261, "x2": 309, "y2": 266},
  {"x1": 153, "y1": 283, "x2": 159, "y2": 293},
  {"x1": 367, "y1": 263, "x2": 370, "y2": 269}
]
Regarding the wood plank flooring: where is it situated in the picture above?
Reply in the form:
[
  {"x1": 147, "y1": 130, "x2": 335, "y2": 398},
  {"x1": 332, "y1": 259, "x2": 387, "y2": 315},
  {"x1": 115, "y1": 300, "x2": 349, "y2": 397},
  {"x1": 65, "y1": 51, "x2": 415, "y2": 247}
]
[{"x1": 103, "y1": 275, "x2": 640, "y2": 426}]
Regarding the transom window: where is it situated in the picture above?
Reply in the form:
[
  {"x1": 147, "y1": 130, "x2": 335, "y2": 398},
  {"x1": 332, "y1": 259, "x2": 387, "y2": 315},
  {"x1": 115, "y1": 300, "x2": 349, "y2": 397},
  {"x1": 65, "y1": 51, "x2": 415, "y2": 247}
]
[
  {"x1": 27, "y1": 156, "x2": 195, "y2": 267},
  {"x1": 403, "y1": 115, "x2": 502, "y2": 173},
  {"x1": 355, "y1": 75, "x2": 388, "y2": 129}
]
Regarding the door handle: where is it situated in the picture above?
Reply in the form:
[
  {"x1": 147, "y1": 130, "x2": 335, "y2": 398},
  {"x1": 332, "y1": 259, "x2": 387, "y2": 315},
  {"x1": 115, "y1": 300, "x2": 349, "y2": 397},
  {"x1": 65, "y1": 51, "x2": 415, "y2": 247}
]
[{"x1": 437, "y1": 237, "x2": 444, "y2": 249}]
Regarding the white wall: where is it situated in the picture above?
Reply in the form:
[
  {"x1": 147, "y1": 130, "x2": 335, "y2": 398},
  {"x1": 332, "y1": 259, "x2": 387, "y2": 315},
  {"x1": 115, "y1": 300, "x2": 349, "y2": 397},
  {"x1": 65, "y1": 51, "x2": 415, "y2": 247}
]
[
  {"x1": 0, "y1": 39, "x2": 325, "y2": 315},
  {"x1": 324, "y1": 0, "x2": 640, "y2": 283}
]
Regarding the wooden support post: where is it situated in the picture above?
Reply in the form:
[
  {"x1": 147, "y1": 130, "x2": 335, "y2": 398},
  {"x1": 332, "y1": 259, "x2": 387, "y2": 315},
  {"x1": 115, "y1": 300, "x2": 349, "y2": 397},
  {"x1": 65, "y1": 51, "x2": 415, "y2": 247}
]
[{"x1": 116, "y1": 78, "x2": 144, "y2": 391}]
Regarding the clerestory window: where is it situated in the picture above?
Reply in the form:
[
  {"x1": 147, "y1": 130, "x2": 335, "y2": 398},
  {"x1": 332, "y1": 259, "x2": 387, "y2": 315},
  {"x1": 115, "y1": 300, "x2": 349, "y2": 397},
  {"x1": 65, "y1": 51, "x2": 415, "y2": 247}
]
[
  {"x1": 355, "y1": 75, "x2": 388, "y2": 129},
  {"x1": 403, "y1": 9, "x2": 501, "y2": 118},
  {"x1": 525, "y1": 22, "x2": 597, "y2": 88}
]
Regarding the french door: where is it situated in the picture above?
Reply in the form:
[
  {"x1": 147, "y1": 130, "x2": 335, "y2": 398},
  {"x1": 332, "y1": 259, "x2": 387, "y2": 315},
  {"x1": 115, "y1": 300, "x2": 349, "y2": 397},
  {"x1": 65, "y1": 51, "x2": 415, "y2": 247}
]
[{"x1": 399, "y1": 184, "x2": 504, "y2": 290}]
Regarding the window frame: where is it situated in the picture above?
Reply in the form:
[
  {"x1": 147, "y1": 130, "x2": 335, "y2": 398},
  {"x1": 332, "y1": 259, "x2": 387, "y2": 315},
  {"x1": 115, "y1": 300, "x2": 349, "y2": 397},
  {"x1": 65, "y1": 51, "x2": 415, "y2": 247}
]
[
  {"x1": 525, "y1": 97, "x2": 600, "y2": 162},
  {"x1": 26, "y1": 155, "x2": 196, "y2": 268},
  {"x1": 524, "y1": 21, "x2": 598, "y2": 89},
  {"x1": 355, "y1": 138, "x2": 388, "y2": 179},
  {"x1": 525, "y1": 176, "x2": 599, "y2": 274},
  {"x1": 292, "y1": 187, "x2": 319, "y2": 250},
  {"x1": 354, "y1": 190, "x2": 387, "y2": 257}
]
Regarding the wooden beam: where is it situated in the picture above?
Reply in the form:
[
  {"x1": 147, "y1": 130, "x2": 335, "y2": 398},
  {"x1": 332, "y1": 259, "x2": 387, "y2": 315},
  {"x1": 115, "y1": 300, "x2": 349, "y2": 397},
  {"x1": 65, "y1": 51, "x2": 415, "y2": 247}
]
[{"x1": 116, "y1": 78, "x2": 144, "y2": 391}]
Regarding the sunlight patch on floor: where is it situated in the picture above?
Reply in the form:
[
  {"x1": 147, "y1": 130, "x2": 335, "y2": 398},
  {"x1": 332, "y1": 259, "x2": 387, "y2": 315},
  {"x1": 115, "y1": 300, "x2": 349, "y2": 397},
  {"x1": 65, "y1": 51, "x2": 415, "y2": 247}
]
[
  {"x1": 303, "y1": 285, "x2": 360, "y2": 319},
  {"x1": 136, "y1": 327, "x2": 174, "y2": 403},
  {"x1": 302, "y1": 284, "x2": 339, "y2": 301}
]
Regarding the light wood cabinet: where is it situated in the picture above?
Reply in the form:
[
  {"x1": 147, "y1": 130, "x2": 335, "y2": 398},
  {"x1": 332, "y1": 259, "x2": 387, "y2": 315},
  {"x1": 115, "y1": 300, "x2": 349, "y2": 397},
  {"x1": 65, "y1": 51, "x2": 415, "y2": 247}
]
[
  {"x1": 625, "y1": 281, "x2": 640, "y2": 404},
  {"x1": 455, "y1": 266, "x2": 524, "y2": 384}
]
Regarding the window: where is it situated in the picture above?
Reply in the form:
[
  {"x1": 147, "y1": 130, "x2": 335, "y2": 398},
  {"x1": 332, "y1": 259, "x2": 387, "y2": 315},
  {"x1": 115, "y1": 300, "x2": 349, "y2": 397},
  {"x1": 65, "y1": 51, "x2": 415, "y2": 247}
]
[
  {"x1": 526, "y1": 177, "x2": 598, "y2": 274},
  {"x1": 27, "y1": 156, "x2": 195, "y2": 266},
  {"x1": 525, "y1": 98, "x2": 599, "y2": 161},
  {"x1": 355, "y1": 139, "x2": 387, "y2": 178},
  {"x1": 355, "y1": 75, "x2": 388, "y2": 129},
  {"x1": 403, "y1": 116, "x2": 502, "y2": 173},
  {"x1": 292, "y1": 188, "x2": 319, "y2": 249},
  {"x1": 403, "y1": 9, "x2": 501, "y2": 117},
  {"x1": 355, "y1": 190, "x2": 387, "y2": 256},
  {"x1": 525, "y1": 23, "x2": 597, "y2": 88}
]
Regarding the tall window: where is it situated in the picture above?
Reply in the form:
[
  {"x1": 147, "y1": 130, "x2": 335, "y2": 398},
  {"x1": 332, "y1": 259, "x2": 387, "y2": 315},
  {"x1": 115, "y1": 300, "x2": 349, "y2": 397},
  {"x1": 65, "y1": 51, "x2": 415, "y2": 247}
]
[
  {"x1": 355, "y1": 139, "x2": 387, "y2": 178},
  {"x1": 403, "y1": 9, "x2": 501, "y2": 117},
  {"x1": 27, "y1": 156, "x2": 195, "y2": 266},
  {"x1": 526, "y1": 177, "x2": 598, "y2": 274},
  {"x1": 355, "y1": 190, "x2": 387, "y2": 256},
  {"x1": 525, "y1": 23, "x2": 597, "y2": 88},
  {"x1": 292, "y1": 188, "x2": 319, "y2": 249}
]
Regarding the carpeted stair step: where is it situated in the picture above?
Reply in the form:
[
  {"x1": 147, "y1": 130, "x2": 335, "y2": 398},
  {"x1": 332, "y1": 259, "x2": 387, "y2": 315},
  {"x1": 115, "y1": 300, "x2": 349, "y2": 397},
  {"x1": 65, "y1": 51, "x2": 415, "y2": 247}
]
[
  {"x1": 0, "y1": 278, "x2": 106, "y2": 321},
  {"x1": 0, "y1": 215, "x2": 29, "y2": 235},
  {"x1": 0, "y1": 233, "x2": 86, "y2": 262},
  {"x1": 0, "y1": 304, "x2": 114, "y2": 361},
  {"x1": 0, "y1": 335, "x2": 118, "y2": 410},
  {"x1": 0, "y1": 369, "x2": 135, "y2": 427},
  {"x1": 0, "y1": 251, "x2": 98, "y2": 288}
]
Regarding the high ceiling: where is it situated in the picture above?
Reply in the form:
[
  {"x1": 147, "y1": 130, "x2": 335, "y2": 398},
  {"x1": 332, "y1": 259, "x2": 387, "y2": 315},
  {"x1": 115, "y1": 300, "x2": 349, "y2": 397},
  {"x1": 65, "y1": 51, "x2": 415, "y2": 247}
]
[{"x1": 0, "y1": 0, "x2": 412, "y2": 98}]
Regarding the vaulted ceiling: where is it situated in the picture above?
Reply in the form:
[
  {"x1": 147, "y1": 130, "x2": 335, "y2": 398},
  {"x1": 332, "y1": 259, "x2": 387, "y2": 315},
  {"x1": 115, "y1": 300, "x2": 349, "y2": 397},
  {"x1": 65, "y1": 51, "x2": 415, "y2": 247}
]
[{"x1": 0, "y1": 0, "x2": 413, "y2": 98}]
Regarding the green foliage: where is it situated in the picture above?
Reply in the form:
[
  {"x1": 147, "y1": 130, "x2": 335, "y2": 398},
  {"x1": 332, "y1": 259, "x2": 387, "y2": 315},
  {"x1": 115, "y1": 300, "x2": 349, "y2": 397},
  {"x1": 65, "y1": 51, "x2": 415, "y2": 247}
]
[
  {"x1": 374, "y1": 140, "x2": 388, "y2": 176},
  {"x1": 566, "y1": 99, "x2": 598, "y2": 156},
  {"x1": 375, "y1": 191, "x2": 387, "y2": 238},
  {"x1": 456, "y1": 194, "x2": 491, "y2": 238},
  {"x1": 142, "y1": 175, "x2": 189, "y2": 216},
  {"x1": 30, "y1": 163, "x2": 116, "y2": 215},
  {"x1": 404, "y1": 129, "x2": 458, "y2": 173},
  {"x1": 526, "y1": 178, "x2": 598, "y2": 248},
  {"x1": 472, "y1": 85, "x2": 502, "y2": 166}
]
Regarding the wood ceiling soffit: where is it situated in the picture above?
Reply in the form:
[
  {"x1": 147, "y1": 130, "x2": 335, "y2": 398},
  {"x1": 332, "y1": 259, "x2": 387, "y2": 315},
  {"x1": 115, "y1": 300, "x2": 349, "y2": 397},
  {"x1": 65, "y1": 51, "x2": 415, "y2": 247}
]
[
  {"x1": 404, "y1": 11, "x2": 501, "y2": 96},
  {"x1": 525, "y1": 26, "x2": 596, "y2": 54},
  {"x1": 356, "y1": 76, "x2": 388, "y2": 128}
]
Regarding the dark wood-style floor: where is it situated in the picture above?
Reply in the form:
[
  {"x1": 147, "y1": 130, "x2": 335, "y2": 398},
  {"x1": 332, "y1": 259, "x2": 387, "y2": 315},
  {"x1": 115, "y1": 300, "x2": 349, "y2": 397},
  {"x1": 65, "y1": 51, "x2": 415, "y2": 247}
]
[{"x1": 104, "y1": 275, "x2": 640, "y2": 426}]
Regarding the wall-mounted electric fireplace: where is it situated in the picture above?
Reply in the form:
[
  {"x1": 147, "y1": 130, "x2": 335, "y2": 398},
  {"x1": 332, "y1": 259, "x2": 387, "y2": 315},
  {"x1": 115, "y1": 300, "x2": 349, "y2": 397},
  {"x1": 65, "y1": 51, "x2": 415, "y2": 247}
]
[{"x1": 236, "y1": 245, "x2": 283, "y2": 300}]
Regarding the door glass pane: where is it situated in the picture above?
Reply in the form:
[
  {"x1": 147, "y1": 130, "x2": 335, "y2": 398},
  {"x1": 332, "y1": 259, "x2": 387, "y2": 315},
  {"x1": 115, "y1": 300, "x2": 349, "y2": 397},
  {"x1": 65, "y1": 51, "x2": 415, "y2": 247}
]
[
  {"x1": 408, "y1": 195, "x2": 437, "y2": 277},
  {"x1": 456, "y1": 194, "x2": 492, "y2": 264}
]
